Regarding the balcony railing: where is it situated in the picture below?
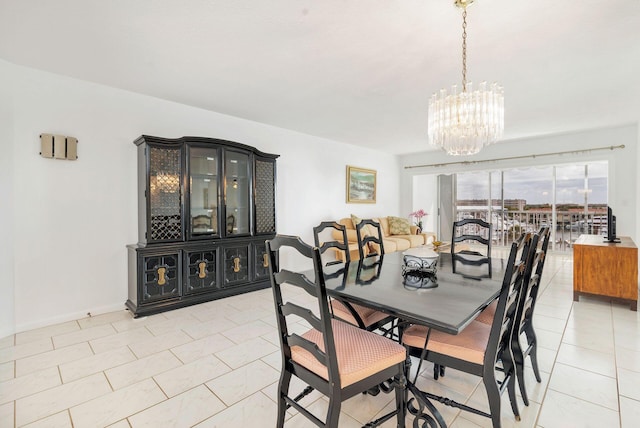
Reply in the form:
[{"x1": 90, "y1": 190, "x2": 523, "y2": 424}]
[{"x1": 455, "y1": 209, "x2": 608, "y2": 251}]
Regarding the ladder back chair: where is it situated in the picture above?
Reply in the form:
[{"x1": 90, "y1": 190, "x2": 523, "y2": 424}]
[
  {"x1": 266, "y1": 235, "x2": 406, "y2": 427},
  {"x1": 402, "y1": 232, "x2": 534, "y2": 428},
  {"x1": 313, "y1": 221, "x2": 351, "y2": 265},
  {"x1": 513, "y1": 225, "x2": 551, "y2": 403},
  {"x1": 356, "y1": 219, "x2": 385, "y2": 260},
  {"x1": 313, "y1": 221, "x2": 396, "y2": 335},
  {"x1": 476, "y1": 227, "x2": 550, "y2": 406},
  {"x1": 451, "y1": 218, "x2": 492, "y2": 258}
]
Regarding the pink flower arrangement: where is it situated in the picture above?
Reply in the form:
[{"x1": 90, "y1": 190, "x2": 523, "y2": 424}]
[{"x1": 409, "y1": 209, "x2": 428, "y2": 227}]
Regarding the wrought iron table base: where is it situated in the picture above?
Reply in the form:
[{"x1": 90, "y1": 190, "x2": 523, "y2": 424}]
[
  {"x1": 407, "y1": 381, "x2": 497, "y2": 428},
  {"x1": 362, "y1": 375, "x2": 407, "y2": 427}
]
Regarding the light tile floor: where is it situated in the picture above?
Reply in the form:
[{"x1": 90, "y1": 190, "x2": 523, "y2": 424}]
[{"x1": 1, "y1": 252, "x2": 639, "y2": 427}]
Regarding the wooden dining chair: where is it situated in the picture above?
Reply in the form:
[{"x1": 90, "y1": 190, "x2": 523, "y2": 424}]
[
  {"x1": 356, "y1": 218, "x2": 385, "y2": 260},
  {"x1": 433, "y1": 221, "x2": 494, "y2": 379},
  {"x1": 451, "y1": 218, "x2": 492, "y2": 258},
  {"x1": 512, "y1": 226, "x2": 551, "y2": 403},
  {"x1": 266, "y1": 235, "x2": 406, "y2": 427},
  {"x1": 402, "y1": 232, "x2": 533, "y2": 428},
  {"x1": 451, "y1": 252, "x2": 492, "y2": 279},
  {"x1": 475, "y1": 227, "x2": 550, "y2": 407},
  {"x1": 313, "y1": 221, "x2": 351, "y2": 265},
  {"x1": 313, "y1": 221, "x2": 396, "y2": 338}
]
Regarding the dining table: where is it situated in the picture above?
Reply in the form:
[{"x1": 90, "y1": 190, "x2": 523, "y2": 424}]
[{"x1": 317, "y1": 249, "x2": 508, "y2": 427}]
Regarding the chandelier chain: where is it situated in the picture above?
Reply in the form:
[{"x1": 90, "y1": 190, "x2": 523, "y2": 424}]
[
  {"x1": 462, "y1": 8, "x2": 467, "y2": 92},
  {"x1": 427, "y1": 0, "x2": 504, "y2": 156}
]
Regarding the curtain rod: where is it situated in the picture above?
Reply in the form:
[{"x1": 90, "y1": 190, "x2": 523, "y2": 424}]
[{"x1": 404, "y1": 144, "x2": 626, "y2": 169}]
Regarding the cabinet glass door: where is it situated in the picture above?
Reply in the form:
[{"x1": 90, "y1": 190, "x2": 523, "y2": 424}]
[
  {"x1": 190, "y1": 147, "x2": 219, "y2": 236},
  {"x1": 225, "y1": 151, "x2": 250, "y2": 235}
]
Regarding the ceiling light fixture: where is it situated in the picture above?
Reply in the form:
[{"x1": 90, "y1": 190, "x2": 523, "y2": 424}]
[{"x1": 428, "y1": 0, "x2": 504, "y2": 156}]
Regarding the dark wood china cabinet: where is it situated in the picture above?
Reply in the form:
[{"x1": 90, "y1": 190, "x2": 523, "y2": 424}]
[{"x1": 126, "y1": 135, "x2": 278, "y2": 317}]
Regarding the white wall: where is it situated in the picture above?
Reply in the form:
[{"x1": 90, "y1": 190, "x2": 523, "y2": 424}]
[
  {"x1": 5, "y1": 58, "x2": 637, "y2": 336},
  {"x1": 400, "y1": 125, "x2": 639, "y2": 244},
  {"x1": 411, "y1": 175, "x2": 437, "y2": 233},
  {"x1": 0, "y1": 61, "x2": 15, "y2": 338},
  {"x1": 4, "y1": 60, "x2": 401, "y2": 334}
]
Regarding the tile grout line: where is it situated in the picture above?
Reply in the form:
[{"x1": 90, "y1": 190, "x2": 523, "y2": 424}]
[
  {"x1": 610, "y1": 303, "x2": 623, "y2": 428},
  {"x1": 532, "y1": 256, "x2": 571, "y2": 427}
]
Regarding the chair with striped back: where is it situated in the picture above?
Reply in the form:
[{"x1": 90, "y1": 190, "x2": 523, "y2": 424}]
[{"x1": 266, "y1": 235, "x2": 406, "y2": 427}]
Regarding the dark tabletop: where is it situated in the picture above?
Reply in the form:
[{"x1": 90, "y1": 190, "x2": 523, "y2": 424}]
[{"x1": 320, "y1": 252, "x2": 506, "y2": 335}]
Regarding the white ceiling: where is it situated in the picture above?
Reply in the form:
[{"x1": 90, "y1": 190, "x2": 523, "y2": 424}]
[{"x1": 2, "y1": 0, "x2": 640, "y2": 155}]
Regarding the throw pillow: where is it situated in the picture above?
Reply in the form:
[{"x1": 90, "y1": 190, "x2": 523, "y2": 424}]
[
  {"x1": 350, "y1": 214, "x2": 362, "y2": 230},
  {"x1": 388, "y1": 216, "x2": 411, "y2": 235},
  {"x1": 350, "y1": 214, "x2": 373, "y2": 237}
]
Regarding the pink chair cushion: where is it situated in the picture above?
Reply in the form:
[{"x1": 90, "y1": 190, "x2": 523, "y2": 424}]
[
  {"x1": 292, "y1": 319, "x2": 406, "y2": 387},
  {"x1": 331, "y1": 299, "x2": 392, "y2": 328},
  {"x1": 475, "y1": 300, "x2": 497, "y2": 325},
  {"x1": 402, "y1": 321, "x2": 491, "y2": 365}
]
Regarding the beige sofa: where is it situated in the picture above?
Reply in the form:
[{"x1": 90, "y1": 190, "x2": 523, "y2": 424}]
[{"x1": 335, "y1": 216, "x2": 436, "y2": 261}]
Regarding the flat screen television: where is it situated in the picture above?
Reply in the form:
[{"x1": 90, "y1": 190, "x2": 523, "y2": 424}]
[{"x1": 605, "y1": 206, "x2": 620, "y2": 243}]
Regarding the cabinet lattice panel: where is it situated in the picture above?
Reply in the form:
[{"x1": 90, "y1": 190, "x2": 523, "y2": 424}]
[
  {"x1": 149, "y1": 147, "x2": 182, "y2": 241},
  {"x1": 255, "y1": 159, "x2": 275, "y2": 233}
]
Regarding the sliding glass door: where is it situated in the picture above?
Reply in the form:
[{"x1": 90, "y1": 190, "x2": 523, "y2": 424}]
[{"x1": 445, "y1": 161, "x2": 608, "y2": 251}]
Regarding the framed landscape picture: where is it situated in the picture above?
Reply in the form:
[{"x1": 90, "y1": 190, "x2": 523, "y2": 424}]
[{"x1": 346, "y1": 165, "x2": 376, "y2": 203}]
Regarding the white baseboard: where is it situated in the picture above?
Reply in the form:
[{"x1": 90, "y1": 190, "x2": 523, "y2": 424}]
[{"x1": 12, "y1": 302, "x2": 128, "y2": 336}]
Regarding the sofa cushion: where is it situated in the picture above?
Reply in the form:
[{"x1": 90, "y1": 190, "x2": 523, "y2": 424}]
[
  {"x1": 388, "y1": 216, "x2": 411, "y2": 235},
  {"x1": 332, "y1": 228, "x2": 358, "y2": 244},
  {"x1": 350, "y1": 214, "x2": 374, "y2": 237},
  {"x1": 346, "y1": 229, "x2": 360, "y2": 244},
  {"x1": 350, "y1": 213, "x2": 362, "y2": 229},
  {"x1": 335, "y1": 216, "x2": 434, "y2": 260},
  {"x1": 375, "y1": 217, "x2": 390, "y2": 237},
  {"x1": 384, "y1": 237, "x2": 410, "y2": 251},
  {"x1": 392, "y1": 234, "x2": 424, "y2": 247},
  {"x1": 339, "y1": 218, "x2": 353, "y2": 229},
  {"x1": 381, "y1": 239, "x2": 398, "y2": 253}
]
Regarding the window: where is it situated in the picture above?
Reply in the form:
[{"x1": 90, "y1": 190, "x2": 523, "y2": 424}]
[{"x1": 451, "y1": 161, "x2": 608, "y2": 251}]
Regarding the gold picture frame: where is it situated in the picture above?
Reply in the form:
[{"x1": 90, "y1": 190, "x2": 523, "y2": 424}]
[{"x1": 346, "y1": 165, "x2": 376, "y2": 203}]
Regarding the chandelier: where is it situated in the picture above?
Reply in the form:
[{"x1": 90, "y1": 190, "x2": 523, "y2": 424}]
[{"x1": 428, "y1": 0, "x2": 504, "y2": 156}]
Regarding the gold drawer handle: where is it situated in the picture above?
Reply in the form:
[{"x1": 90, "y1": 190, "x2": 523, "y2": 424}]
[
  {"x1": 233, "y1": 257, "x2": 241, "y2": 273},
  {"x1": 263, "y1": 253, "x2": 269, "y2": 268},
  {"x1": 157, "y1": 267, "x2": 167, "y2": 285},
  {"x1": 198, "y1": 261, "x2": 207, "y2": 279}
]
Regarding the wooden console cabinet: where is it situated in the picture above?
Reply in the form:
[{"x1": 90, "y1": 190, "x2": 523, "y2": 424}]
[
  {"x1": 573, "y1": 234, "x2": 638, "y2": 311},
  {"x1": 126, "y1": 135, "x2": 278, "y2": 317}
]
